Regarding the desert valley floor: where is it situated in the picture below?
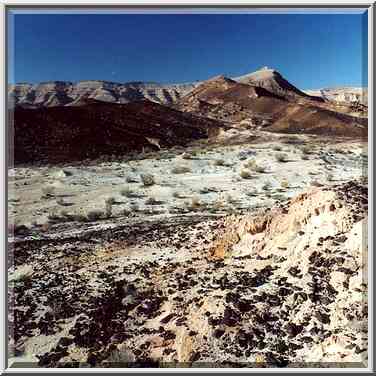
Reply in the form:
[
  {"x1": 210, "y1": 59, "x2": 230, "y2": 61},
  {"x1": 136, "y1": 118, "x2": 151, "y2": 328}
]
[{"x1": 8, "y1": 130, "x2": 368, "y2": 367}]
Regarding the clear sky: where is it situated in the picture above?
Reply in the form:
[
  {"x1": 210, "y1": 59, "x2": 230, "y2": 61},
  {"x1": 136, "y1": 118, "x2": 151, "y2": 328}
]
[{"x1": 8, "y1": 11, "x2": 368, "y2": 89}]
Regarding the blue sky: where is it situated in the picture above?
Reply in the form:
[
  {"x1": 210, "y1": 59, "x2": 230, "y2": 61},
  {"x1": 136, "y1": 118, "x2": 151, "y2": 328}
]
[{"x1": 8, "y1": 11, "x2": 368, "y2": 89}]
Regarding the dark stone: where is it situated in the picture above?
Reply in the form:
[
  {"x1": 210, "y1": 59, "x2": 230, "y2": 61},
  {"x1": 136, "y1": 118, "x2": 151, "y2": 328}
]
[
  {"x1": 236, "y1": 299, "x2": 253, "y2": 313},
  {"x1": 163, "y1": 348, "x2": 175, "y2": 355},
  {"x1": 265, "y1": 352, "x2": 289, "y2": 367},
  {"x1": 316, "y1": 311, "x2": 331, "y2": 324},
  {"x1": 160, "y1": 313, "x2": 174, "y2": 324},
  {"x1": 162, "y1": 330, "x2": 176, "y2": 340},
  {"x1": 222, "y1": 307, "x2": 241, "y2": 327},
  {"x1": 267, "y1": 295, "x2": 281, "y2": 307},
  {"x1": 213, "y1": 328, "x2": 225, "y2": 338},
  {"x1": 190, "y1": 352, "x2": 201, "y2": 362},
  {"x1": 288, "y1": 267, "x2": 302, "y2": 277},
  {"x1": 286, "y1": 323, "x2": 304, "y2": 337},
  {"x1": 273, "y1": 341, "x2": 289, "y2": 353},
  {"x1": 301, "y1": 336, "x2": 313, "y2": 343}
]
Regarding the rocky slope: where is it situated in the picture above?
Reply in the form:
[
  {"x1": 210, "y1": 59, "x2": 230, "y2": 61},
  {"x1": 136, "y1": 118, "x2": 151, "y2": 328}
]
[
  {"x1": 10, "y1": 99, "x2": 224, "y2": 165},
  {"x1": 176, "y1": 76, "x2": 367, "y2": 138},
  {"x1": 266, "y1": 104, "x2": 367, "y2": 138},
  {"x1": 8, "y1": 80, "x2": 198, "y2": 108},
  {"x1": 175, "y1": 75, "x2": 286, "y2": 123},
  {"x1": 234, "y1": 67, "x2": 323, "y2": 103},
  {"x1": 8, "y1": 180, "x2": 368, "y2": 367}
]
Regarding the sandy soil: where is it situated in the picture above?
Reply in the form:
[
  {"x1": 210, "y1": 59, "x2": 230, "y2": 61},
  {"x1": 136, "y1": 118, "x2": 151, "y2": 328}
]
[
  {"x1": 9, "y1": 131, "x2": 366, "y2": 233},
  {"x1": 8, "y1": 131, "x2": 368, "y2": 368}
]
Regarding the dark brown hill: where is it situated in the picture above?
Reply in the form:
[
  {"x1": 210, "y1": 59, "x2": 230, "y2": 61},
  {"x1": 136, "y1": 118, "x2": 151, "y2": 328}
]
[
  {"x1": 268, "y1": 104, "x2": 367, "y2": 137},
  {"x1": 10, "y1": 99, "x2": 224, "y2": 165},
  {"x1": 176, "y1": 76, "x2": 367, "y2": 138}
]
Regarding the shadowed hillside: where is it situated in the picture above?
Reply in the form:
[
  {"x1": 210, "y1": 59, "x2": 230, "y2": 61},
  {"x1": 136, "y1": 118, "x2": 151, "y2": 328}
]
[{"x1": 10, "y1": 99, "x2": 224, "y2": 165}]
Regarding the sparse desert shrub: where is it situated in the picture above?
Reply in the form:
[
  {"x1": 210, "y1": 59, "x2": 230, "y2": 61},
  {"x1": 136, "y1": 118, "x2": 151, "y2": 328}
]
[
  {"x1": 122, "y1": 208, "x2": 131, "y2": 216},
  {"x1": 41, "y1": 185, "x2": 55, "y2": 198},
  {"x1": 126, "y1": 176, "x2": 138, "y2": 183},
  {"x1": 191, "y1": 196, "x2": 201, "y2": 208},
  {"x1": 254, "y1": 165, "x2": 266, "y2": 173},
  {"x1": 360, "y1": 151, "x2": 368, "y2": 160},
  {"x1": 238, "y1": 150, "x2": 256, "y2": 160},
  {"x1": 213, "y1": 198, "x2": 224, "y2": 210},
  {"x1": 70, "y1": 210, "x2": 87, "y2": 222},
  {"x1": 226, "y1": 206, "x2": 237, "y2": 215},
  {"x1": 331, "y1": 147, "x2": 348, "y2": 155},
  {"x1": 225, "y1": 193, "x2": 235, "y2": 203},
  {"x1": 262, "y1": 181, "x2": 272, "y2": 191},
  {"x1": 246, "y1": 189, "x2": 258, "y2": 197},
  {"x1": 272, "y1": 194, "x2": 287, "y2": 202},
  {"x1": 168, "y1": 206, "x2": 188, "y2": 214},
  {"x1": 129, "y1": 203, "x2": 139, "y2": 212},
  {"x1": 181, "y1": 152, "x2": 193, "y2": 160},
  {"x1": 326, "y1": 173, "x2": 335, "y2": 182},
  {"x1": 62, "y1": 168, "x2": 73, "y2": 176},
  {"x1": 105, "y1": 197, "x2": 116, "y2": 205},
  {"x1": 120, "y1": 187, "x2": 138, "y2": 198},
  {"x1": 243, "y1": 158, "x2": 257, "y2": 169},
  {"x1": 199, "y1": 187, "x2": 213, "y2": 194},
  {"x1": 87, "y1": 209, "x2": 104, "y2": 221},
  {"x1": 284, "y1": 137, "x2": 304, "y2": 145},
  {"x1": 56, "y1": 197, "x2": 73, "y2": 207},
  {"x1": 140, "y1": 173, "x2": 155, "y2": 186},
  {"x1": 301, "y1": 146, "x2": 312, "y2": 155},
  {"x1": 185, "y1": 196, "x2": 201, "y2": 210},
  {"x1": 145, "y1": 197, "x2": 156, "y2": 205},
  {"x1": 273, "y1": 145, "x2": 283, "y2": 151},
  {"x1": 244, "y1": 159, "x2": 266, "y2": 173},
  {"x1": 214, "y1": 159, "x2": 225, "y2": 166},
  {"x1": 172, "y1": 191, "x2": 184, "y2": 199},
  {"x1": 105, "y1": 201, "x2": 113, "y2": 218},
  {"x1": 275, "y1": 153, "x2": 289, "y2": 163},
  {"x1": 48, "y1": 211, "x2": 62, "y2": 222},
  {"x1": 311, "y1": 180, "x2": 324, "y2": 187},
  {"x1": 171, "y1": 166, "x2": 191, "y2": 174},
  {"x1": 240, "y1": 169, "x2": 253, "y2": 179},
  {"x1": 145, "y1": 197, "x2": 163, "y2": 205},
  {"x1": 56, "y1": 198, "x2": 64, "y2": 206},
  {"x1": 60, "y1": 209, "x2": 69, "y2": 218},
  {"x1": 280, "y1": 179, "x2": 290, "y2": 189}
]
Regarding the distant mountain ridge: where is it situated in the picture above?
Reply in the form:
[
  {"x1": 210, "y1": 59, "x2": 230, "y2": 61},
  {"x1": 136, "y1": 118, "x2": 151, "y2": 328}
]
[
  {"x1": 303, "y1": 87, "x2": 368, "y2": 105},
  {"x1": 8, "y1": 67, "x2": 367, "y2": 108},
  {"x1": 8, "y1": 80, "x2": 198, "y2": 108}
]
